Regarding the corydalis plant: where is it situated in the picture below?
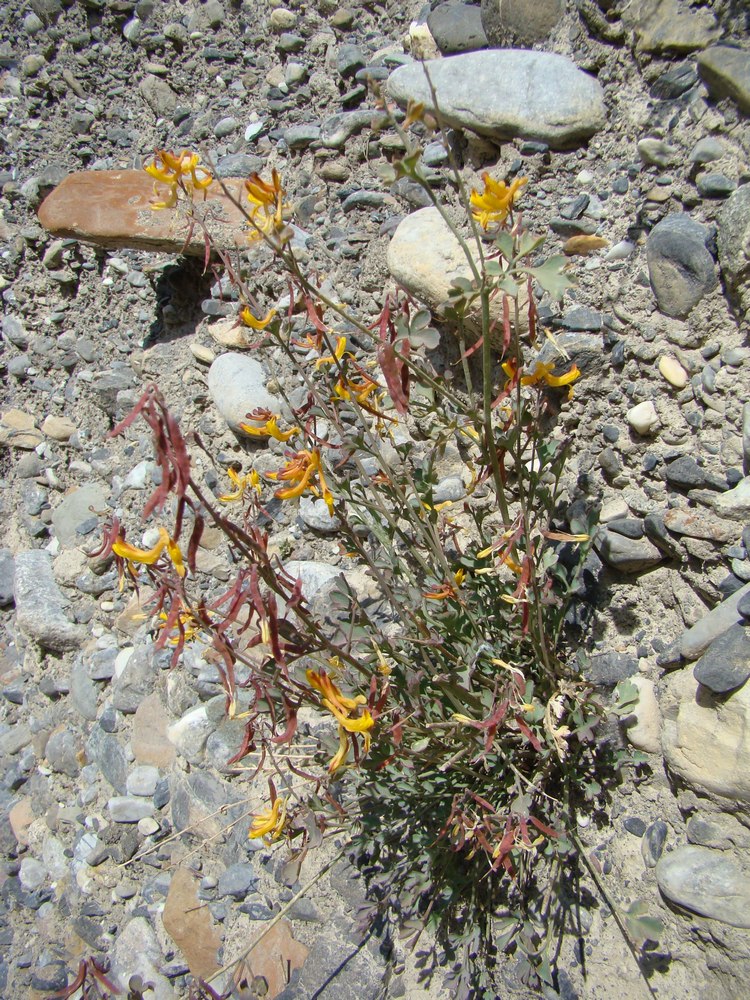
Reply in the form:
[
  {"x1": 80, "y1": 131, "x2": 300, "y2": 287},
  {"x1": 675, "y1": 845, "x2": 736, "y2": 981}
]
[{"x1": 95, "y1": 133, "x2": 656, "y2": 998}]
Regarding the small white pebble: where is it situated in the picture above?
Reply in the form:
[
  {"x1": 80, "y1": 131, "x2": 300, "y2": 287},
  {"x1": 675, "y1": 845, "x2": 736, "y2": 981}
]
[
  {"x1": 658, "y1": 355, "x2": 688, "y2": 389},
  {"x1": 605, "y1": 240, "x2": 635, "y2": 261},
  {"x1": 191, "y1": 343, "x2": 215, "y2": 365},
  {"x1": 627, "y1": 400, "x2": 659, "y2": 436}
]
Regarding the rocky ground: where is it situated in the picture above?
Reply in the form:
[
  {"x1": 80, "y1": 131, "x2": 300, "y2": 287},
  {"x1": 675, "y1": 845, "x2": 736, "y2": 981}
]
[{"x1": 1, "y1": 0, "x2": 750, "y2": 997}]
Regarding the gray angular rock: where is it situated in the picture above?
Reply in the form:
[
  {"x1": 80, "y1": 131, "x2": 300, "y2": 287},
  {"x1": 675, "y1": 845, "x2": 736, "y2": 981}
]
[
  {"x1": 646, "y1": 213, "x2": 717, "y2": 319},
  {"x1": 139, "y1": 74, "x2": 177, "y2": 118},
  {"x1": 595, "y1": 527, "x2": 663, "y2": 573},
  {"x1": 14, "y1": 550, "x2": 86, "y2": 652},
  {"x1": 429, "y1": 2, "x2": 488, "y2": 54},
  {"x1": 693, "y1": 623, "x2": 750, "y2": 694},
  {"x1": 624, "y1": 0, "x2": 720, "y2": 54},
  {"x1": 698, "y1": 45, "x2": 750, "y2": 114},
  {"x1": 217, "y1": 862, "x2": 257, "y2": 899},
  {"x1": 0, "y1": 549, "x2": 15, "y2": 607},
  {"x1": 45, "y1": 727, "x2": 82, "y2": 777},
  {"x1": 656, "y1": 845, "x2": 750, "y2": 927},
  {"x1": 717, "y1": 183, "x2": 750, "y2": 321},
  {"x1": 112, "y1": 643, "x2": 161, "y2": 714},
  {"x1": 679, "y1": 582, "x2": 750, "y2": 660},
  {"x1": 109, "y1": 917, "x2": 175, "y2": 1000},
  {"x1": 87, "y1": 726, "x2": 129, "y2": 793},
  {"x1": 51, "y1": 483, "x2": 109, "y2": 548},
  {"x1": 481, "y1": 0, "x2": 564, "y2": 47},
  {"x1": 386, "y1": 50, "x2": 605, "y2": 149}
]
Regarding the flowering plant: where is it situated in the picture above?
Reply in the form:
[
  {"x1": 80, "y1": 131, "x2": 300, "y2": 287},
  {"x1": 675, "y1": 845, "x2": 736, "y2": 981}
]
[{"x1": 98, "y1": 122, "x2": 655, "y2": 997}]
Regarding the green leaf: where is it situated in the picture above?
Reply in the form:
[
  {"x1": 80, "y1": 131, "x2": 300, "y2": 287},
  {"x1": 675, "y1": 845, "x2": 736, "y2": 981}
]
[
  {"x1": 524, "y1": 255, "x2": 575, "y2": 301},
  {"x1": 612, "y1": 680, "x2": 640, "y2": 716},
  {"x1": 494, "y1": 230, "x2": 514, "y2": 262},
  {"x1": 517, "y1": 231, "x2": 546, "y2": 258},
  {"x1": 411, "y1": 308, "x2": 432, "y2": 330}
]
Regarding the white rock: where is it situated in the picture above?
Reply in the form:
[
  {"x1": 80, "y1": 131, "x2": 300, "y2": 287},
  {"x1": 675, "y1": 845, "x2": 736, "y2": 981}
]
[
  {"x1": 109, "y1": 917, "x2": 175, "y2": 1000},
  {"x1": 207, "y1": 353, "x2": 280, "y2": 436},
  {"x1": 711, "y1": 477, "x2": 750, "y2": 520},
  {"x1": 167, "y1": 705, "x2": 213, "y2": 762},
  {"x1": 626, "y1": 400, "x2": 659, "y2": 435},
  {"x1": 387, "y1": 206, "x2": 528, "y2": 342},
  {"x1": 660, "y1": 666, "x2": 750, "y2": 804},
  {"x1": 658, "y1": 355, "x2": 688, "y2": 389},
  {"x1": 624, "y1": 676, "x2": 661, "y2": 754}
]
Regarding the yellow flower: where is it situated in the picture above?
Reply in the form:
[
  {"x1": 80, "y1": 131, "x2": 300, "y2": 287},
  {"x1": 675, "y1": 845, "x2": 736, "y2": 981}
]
[
  {"x1": 502, "y1": 360, "x2": 581, "y2": 394},
  {"x1": 240, "y1": 305, "x2": 277, "y2": 330},
  {"x1": 470, "y1": 174, "x2": 527, "y2": 230},
  {"x1": 269, "y1": 448, "x2": 334, "y2": 514},
  {"x1": 248, "y1": 795, "x2": 287, "y2": 842},
  {"x1": 422, "y1": 568, "x2": 466, "y2": 601},
  {"x1": 306, "y1": 669, "x2": 374, "y2": 771},
  {"x1": 315, "y1": 335, "x2": 348, "y2": 369},
  {"x1": 218, "y1": 467, "x2": 262, "y2": 503},
  {"x1": 112, "y1": 527, "x2": 186, "y2": 581},
  {"x1": 144, "y1": 149, "x2": 213, "y2": 210},
  {"x1": 245, "y1": 169, "x2": 290, "y2": 240},
  {"x1": 158, "y1": 609, "x2": 209, "y2": 645},
  {"x1": 238, "y1": 409, "x2": 299, "y2": 442}
]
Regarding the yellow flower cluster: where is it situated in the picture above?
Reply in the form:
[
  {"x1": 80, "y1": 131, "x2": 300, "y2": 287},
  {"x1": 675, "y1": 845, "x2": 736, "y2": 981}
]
[
  {"x1": 307, "y1": 669, "x2": 374, "y2": 773},
  {"x1": 470, "y1": 173, "x2": 527, "y2": 230},
  {"x1": 144, "y1": 149, "x2": 213, "y2": 210}
]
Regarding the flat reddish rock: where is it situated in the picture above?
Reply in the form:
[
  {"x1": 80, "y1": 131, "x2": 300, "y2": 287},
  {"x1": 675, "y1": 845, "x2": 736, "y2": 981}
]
[
  {"x1": 37, "y1": 170, "x2": 252, "y2": 256},
  {"x1": 162, "y1": 867, "x2": 221, "y2": 981}
]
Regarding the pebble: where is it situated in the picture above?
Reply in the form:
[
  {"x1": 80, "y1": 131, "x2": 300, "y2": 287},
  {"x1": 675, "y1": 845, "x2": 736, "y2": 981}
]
[
  {"x1": 642, "y1": 820, "x2": 668, "y2": 868},
  {"x1": 626, "y1": 400, "x2": 659, "y2": 435},
  {"x1": 646, "y1": 213, "x2": 717, "y2": 319},
  {"x1": 624, "y1": 676, "x2": 661, "y2": 754},
  {"x1": 126, "y1": 765, "x2": 160, "y2": 797},
  {"x1": 217, "y1": 863, "x2": 257, "y2": 900},
  {"x1": 697, "y1": 173, "x2": 736, "y2": 199},
  {"x1": 595, "y1": 527, "x2": 663, "y2": 573},
  {"x1": 656, "y1": 845, "x2": 750, "y2": 928},
  {"x1": 427, "y1": 2, "x2": 488, "y2": 54},
  {"x1": 637, "y1": 137, "x2": 678, "y2": 168},
  {"x1": 213, "y1": 116, "x2": 239, "y2": 138},
  {"x1": 298, "y1": 497, "x2": 340, "y2": 534},
  {"x1": 658, "y1": 355, "x2": 688, "y2": 389},
  {"x1": 698, "y1": 45, "x2": 750, "y2": 115},
  {"x1": 108, "y1": 796, "x2": 156, "y2": 823},
  {"x1": 679, "y1": 582, "x2": 750, "y2": 660}
]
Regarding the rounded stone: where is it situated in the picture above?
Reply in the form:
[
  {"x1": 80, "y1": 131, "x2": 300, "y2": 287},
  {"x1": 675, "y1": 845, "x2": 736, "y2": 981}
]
[
  {"x1": 207, "y1": 353, "x2": 281, "y2": 436},
  {"x1": 626, "y1": 400, "x2": 659, "y2": 436},
  {"x1": 658, "y1": 355, "x2": 688, "y2": 389}
]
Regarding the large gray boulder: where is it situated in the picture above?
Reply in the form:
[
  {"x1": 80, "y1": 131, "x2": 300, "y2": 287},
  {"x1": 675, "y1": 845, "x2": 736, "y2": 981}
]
[{"x1": 386, "y1": 50, "x2": 605, "y2": 149}]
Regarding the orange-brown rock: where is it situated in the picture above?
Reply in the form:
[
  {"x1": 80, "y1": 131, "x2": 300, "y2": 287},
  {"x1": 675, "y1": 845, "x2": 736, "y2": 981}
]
[
  {"x1": 241, "y1": 919, "x2": 309, "y2": 999},
  {"x1": 162, "y1": 867, "x2": 221, "y2": 981},
  {"x1": 37, "y1": 170, "x2": 252, "y2": 256}
]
